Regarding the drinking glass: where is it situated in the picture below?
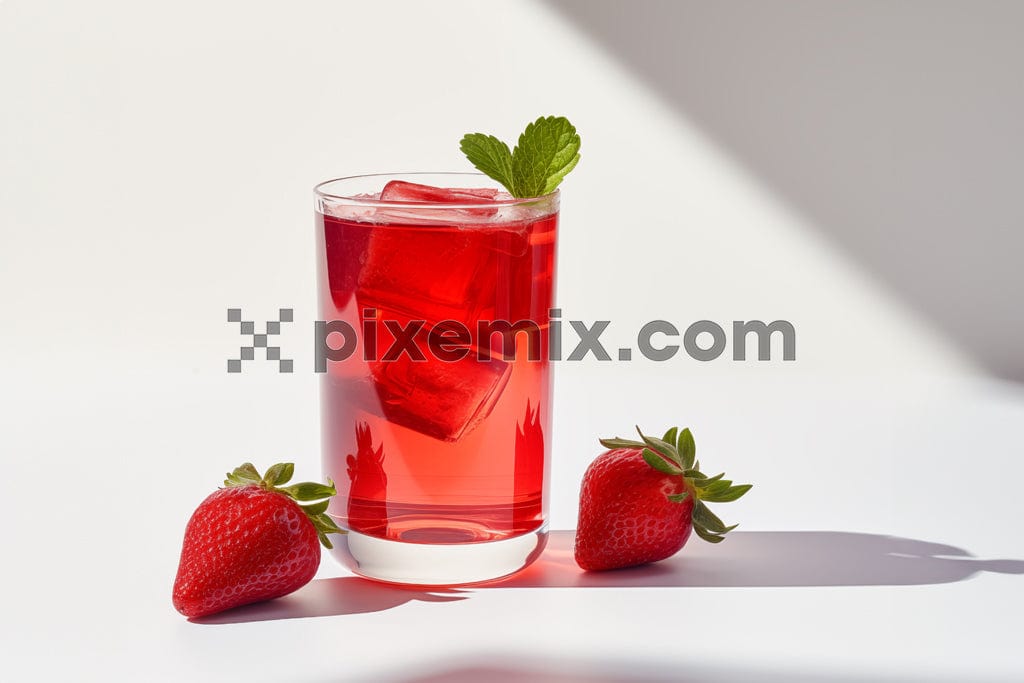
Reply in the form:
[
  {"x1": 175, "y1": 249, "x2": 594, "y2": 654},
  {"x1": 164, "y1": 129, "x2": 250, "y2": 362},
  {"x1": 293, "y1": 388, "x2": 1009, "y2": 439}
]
[{"x1": 314, "y1": 172, "x2": 558, "y2": 584}]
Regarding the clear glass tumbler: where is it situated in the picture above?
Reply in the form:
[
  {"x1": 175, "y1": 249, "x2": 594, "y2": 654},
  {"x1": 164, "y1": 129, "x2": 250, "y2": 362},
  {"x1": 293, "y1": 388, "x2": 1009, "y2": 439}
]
[{"x1": 314, "y1": 173, "x2": 558, "y2": 584}]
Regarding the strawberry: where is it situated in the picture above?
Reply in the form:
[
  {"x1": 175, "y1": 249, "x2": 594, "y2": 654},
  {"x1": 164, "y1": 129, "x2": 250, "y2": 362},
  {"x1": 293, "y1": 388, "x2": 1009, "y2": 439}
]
[
  {"x1": 574, "y1": 426, "x2": 751, "y2": 571},
  {"x1": 172, "y1": 462, "x2": 344, "y2": 618}
]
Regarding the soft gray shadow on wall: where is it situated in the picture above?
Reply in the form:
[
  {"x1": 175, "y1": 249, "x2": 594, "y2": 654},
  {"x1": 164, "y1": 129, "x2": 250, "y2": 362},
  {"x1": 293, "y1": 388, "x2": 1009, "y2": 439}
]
[{"x1": 546, "y1": 0, "x2": 1024, "y2": 379}]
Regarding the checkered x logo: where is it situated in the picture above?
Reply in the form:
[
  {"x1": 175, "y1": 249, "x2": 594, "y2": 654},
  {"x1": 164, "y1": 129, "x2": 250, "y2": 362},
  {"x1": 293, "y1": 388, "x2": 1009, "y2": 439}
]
[{"x1": 227, "y1": 308, "x2": 294, "y2": 373}]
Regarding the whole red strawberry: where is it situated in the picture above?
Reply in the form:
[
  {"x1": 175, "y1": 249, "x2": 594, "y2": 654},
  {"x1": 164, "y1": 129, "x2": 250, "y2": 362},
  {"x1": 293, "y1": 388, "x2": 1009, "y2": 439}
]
[
  {"x1": 172, "y1": 462, "x2": 344, "y2": 618},
  {"x1": 575, "y1": 426, "x2": 751, "y2": 571}
]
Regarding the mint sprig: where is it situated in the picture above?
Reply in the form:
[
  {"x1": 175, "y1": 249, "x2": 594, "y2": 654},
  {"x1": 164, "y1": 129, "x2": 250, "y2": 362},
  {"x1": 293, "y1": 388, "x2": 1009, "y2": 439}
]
[{"x1": 460, "y1": 116, "x2": 581, "y2": 198}]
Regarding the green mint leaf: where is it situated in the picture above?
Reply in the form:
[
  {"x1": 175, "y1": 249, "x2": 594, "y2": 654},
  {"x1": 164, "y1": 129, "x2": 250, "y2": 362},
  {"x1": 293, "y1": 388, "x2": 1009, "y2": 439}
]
[
  {"x1": 461, "y1": 115, "x2": 580, "y2": 198},
  {"x1": 459, "y1": 133, "x2": 514, "y2": 191},
  {"x1": 512, "y1": 116, "x2": 581, "y2": 197}
]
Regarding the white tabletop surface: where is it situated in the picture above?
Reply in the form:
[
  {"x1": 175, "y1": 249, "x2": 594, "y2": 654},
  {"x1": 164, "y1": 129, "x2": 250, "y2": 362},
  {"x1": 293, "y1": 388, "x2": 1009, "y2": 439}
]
[{"x1": 2, "y1": 367, "x2": 1023, "y2": 682}]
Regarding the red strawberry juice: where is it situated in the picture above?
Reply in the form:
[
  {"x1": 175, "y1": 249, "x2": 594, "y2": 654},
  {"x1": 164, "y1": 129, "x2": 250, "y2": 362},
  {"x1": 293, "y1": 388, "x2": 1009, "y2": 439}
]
[{"x1": 315, "y1": 179, "x2": 557, "y2": 551}]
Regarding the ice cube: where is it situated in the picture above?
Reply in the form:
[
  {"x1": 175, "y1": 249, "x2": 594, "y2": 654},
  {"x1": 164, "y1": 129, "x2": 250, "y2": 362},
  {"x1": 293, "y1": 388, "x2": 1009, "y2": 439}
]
[
  {"x1": 355, "y1": 223, "x2": 514, "y2": 326},
  {"x1": 373, "y1": 181, "x2": 502, "y2": 222},
  {"x1": 357, "y1": 313, "x2": 511, "y2": 441},
  {"x1": 380, "y1": 180, "x2": 501, "y2": 203},
  {"x1": 321, "y1": 192, "x2": 379, "y2": 221},
  {"x1": 371, "y1": 349, "x2": 510, "y2": 442}
]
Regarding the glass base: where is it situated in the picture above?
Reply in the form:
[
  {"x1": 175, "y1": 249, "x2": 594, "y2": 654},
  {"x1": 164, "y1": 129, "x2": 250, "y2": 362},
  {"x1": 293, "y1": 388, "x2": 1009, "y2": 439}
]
[{"x1": 329, "y1": 526, "x2": 548, "y2": 586}]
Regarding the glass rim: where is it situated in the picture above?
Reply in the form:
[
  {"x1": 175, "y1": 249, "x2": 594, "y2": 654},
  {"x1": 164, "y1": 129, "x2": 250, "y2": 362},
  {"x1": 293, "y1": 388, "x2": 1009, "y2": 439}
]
[{"x1": 314, "y1": 172, "x2": 559, "y2": 211}]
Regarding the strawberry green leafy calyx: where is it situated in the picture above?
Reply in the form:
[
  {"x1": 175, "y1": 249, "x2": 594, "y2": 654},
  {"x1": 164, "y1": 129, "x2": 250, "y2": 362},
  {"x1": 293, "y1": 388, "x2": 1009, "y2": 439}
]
[
  {"x1": 598, "y1": 427, "x2": 752, "y2": 544},
  {"x1": 223, "y1": 462, "x2": 345, "y2": 549},
  {"x1": 460, "y1": 116, "x2": 581, "y2": 198}
]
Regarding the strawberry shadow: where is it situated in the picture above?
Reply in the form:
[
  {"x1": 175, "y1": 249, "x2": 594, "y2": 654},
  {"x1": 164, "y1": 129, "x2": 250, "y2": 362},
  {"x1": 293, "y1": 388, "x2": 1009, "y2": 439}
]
[
  {"x1": 190, "y1": 577, "x2": 467, "y2": 624},
  {"x1": 192, "y1": 530, "x2": 1023, "y2": 623}
]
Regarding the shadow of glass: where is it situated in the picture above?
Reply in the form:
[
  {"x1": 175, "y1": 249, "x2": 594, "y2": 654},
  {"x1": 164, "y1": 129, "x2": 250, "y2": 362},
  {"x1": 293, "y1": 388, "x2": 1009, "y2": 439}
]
[
  {"x1": 486, "y1": 530, "x2": 1024, "y2": 588},
  {"x1": 192, "y1": 530, "x2": 1022, "y2": 624}
]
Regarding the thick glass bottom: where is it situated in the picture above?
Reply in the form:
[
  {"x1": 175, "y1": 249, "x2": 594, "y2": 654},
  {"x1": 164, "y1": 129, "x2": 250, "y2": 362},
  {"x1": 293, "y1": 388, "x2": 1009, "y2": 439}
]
[{"x1": 329, "y1": 525, "x2": 548, "y2": 586}]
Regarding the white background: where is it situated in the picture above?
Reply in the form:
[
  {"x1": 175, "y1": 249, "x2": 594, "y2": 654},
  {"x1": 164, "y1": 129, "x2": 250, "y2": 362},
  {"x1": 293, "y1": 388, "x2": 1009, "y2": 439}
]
[{"x1": 2, "y1": 1, "x2": 1023, "y2": 681}]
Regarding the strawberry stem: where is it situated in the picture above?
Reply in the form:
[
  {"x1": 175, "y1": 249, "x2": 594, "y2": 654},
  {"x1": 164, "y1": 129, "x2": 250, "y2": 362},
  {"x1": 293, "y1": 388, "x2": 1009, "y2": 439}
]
[
  {"x1": 224, "y1": 462, "x2": 346, "y2": 549},
  {"x1": 604, "y1": 427, "x2": 752, "y2": 544}
]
